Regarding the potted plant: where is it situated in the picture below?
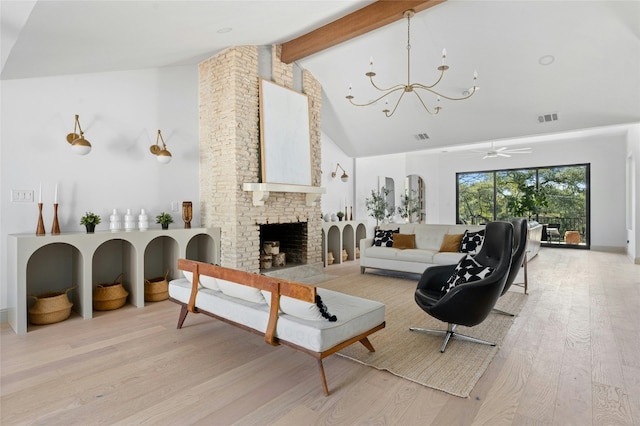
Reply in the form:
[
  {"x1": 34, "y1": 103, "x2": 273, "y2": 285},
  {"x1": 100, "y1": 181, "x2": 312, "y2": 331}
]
[
  {"x1": 365, "y1": 187, "x2": 392, "y2": 227},
  {"x1": 336, "y1": 211, "x2": 345, "y2": 221},
  {"x1": 397, "y1": 189, "x2": 421, "y2": 223},
  {"x1": 80, "y1": 212, "x2": 101, "y2": 233},
  {"x1": 506, "y1": 182, "x2": 548, "y2": 219},
  {"x1": 156, "y1": 212, "x2": 174, "y2": 230}
]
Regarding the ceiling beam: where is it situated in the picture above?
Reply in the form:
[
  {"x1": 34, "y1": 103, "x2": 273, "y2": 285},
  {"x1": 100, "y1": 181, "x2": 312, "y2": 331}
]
[{"x1": 280, "y1": 0, "x2": 446, "y2": 64}]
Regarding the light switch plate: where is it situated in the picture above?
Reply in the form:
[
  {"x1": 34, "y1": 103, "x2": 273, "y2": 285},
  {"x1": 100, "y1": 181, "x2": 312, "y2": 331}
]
[{"x1": 11, "y1": 190, "x2": 34, "y2": 202}]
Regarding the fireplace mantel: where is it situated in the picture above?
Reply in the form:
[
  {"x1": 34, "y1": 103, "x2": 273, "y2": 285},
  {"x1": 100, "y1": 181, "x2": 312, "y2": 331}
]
[{"x1": 243, "y1": 183, "x2": 326, "y2": 207}]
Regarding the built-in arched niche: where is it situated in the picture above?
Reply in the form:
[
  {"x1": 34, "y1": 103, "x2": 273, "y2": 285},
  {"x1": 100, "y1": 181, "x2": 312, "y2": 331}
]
[
  {"x1": 27, "y1": 243, "x2": 83, "y2": 327},
  {"x1": 402, "y1": 174, "x2": 426, "y2": 223},
  {"x1": 93, "y1": 239, "x2": 136, "y2": 312},
  {"x1": 186, "y1": 233, "x2": 217, "y2": 264}
]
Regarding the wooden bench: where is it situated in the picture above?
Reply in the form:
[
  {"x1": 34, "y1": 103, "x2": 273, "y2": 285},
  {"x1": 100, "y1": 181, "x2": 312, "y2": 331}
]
[{"x1": 169, "y1": 259, "x2": 386, "y2": 396}]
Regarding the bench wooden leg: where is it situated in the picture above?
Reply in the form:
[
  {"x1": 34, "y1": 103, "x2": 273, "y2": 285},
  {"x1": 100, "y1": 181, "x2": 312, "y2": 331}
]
[
  {"x1": 317, "y1": 359, "x2": 330, "y2": 396},
  {"x1": 177, "y1": 305, "x2": 189, "y2": 329},
  {"x1": 359, "y1": 337, "x2": 375, "y2": 352}
]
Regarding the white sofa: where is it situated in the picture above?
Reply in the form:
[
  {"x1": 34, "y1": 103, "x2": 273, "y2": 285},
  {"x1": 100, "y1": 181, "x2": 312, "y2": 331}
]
[
  {"x1": 169, "y1": 259, "x2": 386, "y2": 396},
  {"x1": 360, "y1": 223, "x2": 485, "y2": 275}
]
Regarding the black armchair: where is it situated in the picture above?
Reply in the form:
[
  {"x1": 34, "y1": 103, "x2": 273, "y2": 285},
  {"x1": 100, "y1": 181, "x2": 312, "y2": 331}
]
[
  {"x1": 410, "y1": 221, "x2": 513, "y2": 352},
  {"x1": 494, "y1": 218, "x2": 529, "y2": 315}
]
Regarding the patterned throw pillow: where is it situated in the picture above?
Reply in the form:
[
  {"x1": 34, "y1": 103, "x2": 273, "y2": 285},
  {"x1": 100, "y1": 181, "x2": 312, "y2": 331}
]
[
  {"x1": 459, "y1": 229, "x2": 486, "y2": 255},
  {"x1": 441, "y1": 254, "x2": 494, "y2": 295},
  {"x1": 373, "y1": 228, "x2": 399, "y2": 247}
]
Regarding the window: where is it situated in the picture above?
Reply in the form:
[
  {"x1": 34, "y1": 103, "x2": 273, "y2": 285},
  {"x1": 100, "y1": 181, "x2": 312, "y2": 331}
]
[{"x1": 456, "y1": 164, "x2": 590, "y2": 248}]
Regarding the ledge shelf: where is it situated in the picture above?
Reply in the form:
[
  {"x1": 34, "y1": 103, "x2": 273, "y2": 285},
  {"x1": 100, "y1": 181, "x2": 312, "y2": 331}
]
[{"x1": 242, "y1": 183, "x2": 325, "y2": 207}]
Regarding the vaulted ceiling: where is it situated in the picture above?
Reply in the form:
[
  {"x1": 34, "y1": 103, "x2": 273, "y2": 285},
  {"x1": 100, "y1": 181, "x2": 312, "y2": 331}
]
[{"x1": 2, "y1": 1, "x2": 639, "y2": 158}]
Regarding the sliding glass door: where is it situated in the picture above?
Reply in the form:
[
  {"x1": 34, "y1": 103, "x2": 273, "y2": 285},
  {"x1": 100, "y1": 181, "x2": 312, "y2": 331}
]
[{"x1": 456, "y1": 164, "x2": 590, "y2": 248}]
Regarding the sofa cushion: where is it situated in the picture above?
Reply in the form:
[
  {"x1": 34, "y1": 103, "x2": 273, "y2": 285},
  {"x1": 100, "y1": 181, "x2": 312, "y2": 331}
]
[
  {"x1": 414, "y1": 225, "x2": 449, "y2": 251},
  {"x1": 364, "y1": 246, "x2": 402, "y2": 260},
  {"x1": 441, "y1": 254, "x2": 494, "y2": 295},
  {"x1": 261, "y1": 290, "x2": 337, "y2": 321},
  {"x1": 182, "y1": 270, "x2": 220, "y2": 291},
  {"x1": 439, "y1": 233, "x2": 464, "y2": 252},
  {"x1": 373, "y1": 228, "x2": 399, "y2": 247},
  {"x1": 459, "y1": 229, "x2": 486, "y2": 255},
  {"x1": 217, "y1": 279, "x2": 266, "y2": 304},
  {"x1": 392, "y1": 233, "x2": 416, "y2": 249},
  {"x1": 395, "y1": 249, "x2": 436, "y2": 264},
  {"x1": 432, "y1": 251, "x2": 467, "y2": 265},
  {"x1": 169, "y1": 279, "x2": 385, "y2": 353}
]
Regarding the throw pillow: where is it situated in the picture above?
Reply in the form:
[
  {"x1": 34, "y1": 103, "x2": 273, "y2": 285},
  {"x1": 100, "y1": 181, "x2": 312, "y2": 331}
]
[
  {"x1": 439, "y1": 233, "x2": 464, "y2": 252},
  {"x1": 392, "y1": 233, "x2": 416, "y2": 249},
  {"x1": 441, "y1": 254, "x2": 494, "y2": 295},
  {"x1": 459, "y1": 229, "x2": 486, "y2": 255},
  {"x1": 373, "y1": 228, "x2": 399, "y2": 247}
]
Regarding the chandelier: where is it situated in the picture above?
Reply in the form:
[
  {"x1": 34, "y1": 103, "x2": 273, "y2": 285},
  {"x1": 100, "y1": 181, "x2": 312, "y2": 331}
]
[{"x1": 346, "y1": 9, "x2": 478, "y2": 117}]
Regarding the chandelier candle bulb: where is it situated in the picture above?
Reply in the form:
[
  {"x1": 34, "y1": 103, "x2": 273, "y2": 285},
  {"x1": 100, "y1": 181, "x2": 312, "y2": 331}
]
[
  {"x1": 54, "y1": 183, "x2": 58, "y2": 204},
  {"x1": 345, "y1": 8, "x2": 477, "y2": 117},
  {"x1": 38, "y1": 183, "x2": 42, "y2": 203}
]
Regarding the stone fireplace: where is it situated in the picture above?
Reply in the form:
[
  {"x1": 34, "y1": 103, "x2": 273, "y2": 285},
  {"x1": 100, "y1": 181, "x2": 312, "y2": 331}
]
[
  {"x1": 260, "y1": 222, "x2": 308, "y2": 268},
  {"x1": 198, "y1": 45, "x2": 323, "y2": 273}
]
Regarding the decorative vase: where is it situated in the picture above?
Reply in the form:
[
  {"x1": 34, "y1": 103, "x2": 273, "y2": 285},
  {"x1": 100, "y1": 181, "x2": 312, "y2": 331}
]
[
  {"x1": 109, "y1": 209, "x2": 122, "y2": 232},
  {"x1": 85, "y1": 223, "x2": 96, "y2": 233},
  {"x1": 327, "y1": 251, "x2": 334, "y2": 265},
  {"x1": 161, "y1": 223, "x2": 169, "y2": 230},
  {"x1": 342, "y1": 249, "x2": 348, "y2": 262},
  {"x1": 138, "y1": 209, "x2": 149, "y2": 231},
  {"x1": 124, "y1": 209, "x2": 136, "y2": 232}
]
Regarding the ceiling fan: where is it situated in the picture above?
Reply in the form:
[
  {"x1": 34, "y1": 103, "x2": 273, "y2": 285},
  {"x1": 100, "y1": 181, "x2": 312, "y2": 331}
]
[{"x1": 471, "y1": 142, "x2": 532, "y2": 159}]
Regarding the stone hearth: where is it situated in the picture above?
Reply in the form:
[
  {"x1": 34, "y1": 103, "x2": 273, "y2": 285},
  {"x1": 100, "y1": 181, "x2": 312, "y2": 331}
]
[{"x1": 198, "y1": 45, "x2": 323, "y2": 273}]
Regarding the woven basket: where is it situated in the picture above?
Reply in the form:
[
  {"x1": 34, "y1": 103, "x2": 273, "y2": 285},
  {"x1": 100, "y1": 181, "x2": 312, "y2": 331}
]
[
  {"x1": 144, "y1": 270, "x2": 169, "y2": 302},
  {"x1": 28, "y1": 286, "x2": 76, "y2": 325},
  {"x1": 93, "y1": 273, "x2": 129, "y2": 311}
]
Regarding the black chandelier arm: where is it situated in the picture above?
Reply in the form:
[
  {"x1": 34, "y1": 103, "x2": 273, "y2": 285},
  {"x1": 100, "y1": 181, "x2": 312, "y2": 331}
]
[{"x1": 346, "y1": 86, "x2": 406, "y2": 108}]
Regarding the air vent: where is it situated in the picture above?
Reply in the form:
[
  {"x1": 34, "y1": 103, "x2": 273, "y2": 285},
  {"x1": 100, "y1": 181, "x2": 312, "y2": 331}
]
[
  {"x1": 538, "y1": 113, "x2": 558, "y2": 123},
  {"x1": 414, "y1": 133, "x2": 430, "y2": 141}
]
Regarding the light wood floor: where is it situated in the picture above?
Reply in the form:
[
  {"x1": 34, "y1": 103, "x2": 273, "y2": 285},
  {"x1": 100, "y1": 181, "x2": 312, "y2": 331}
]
[{"x1": 1, "y1": 248, "x2": 639, "y2": 425}]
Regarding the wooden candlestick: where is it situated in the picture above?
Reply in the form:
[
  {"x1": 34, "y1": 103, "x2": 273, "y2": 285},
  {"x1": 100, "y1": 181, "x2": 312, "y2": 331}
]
[
  {"x1": 51, "y1": 203, "x2": 61, "y2": 234},
  {"x1": 36, "y1": 203, "x2": 45, "y2": 236}
]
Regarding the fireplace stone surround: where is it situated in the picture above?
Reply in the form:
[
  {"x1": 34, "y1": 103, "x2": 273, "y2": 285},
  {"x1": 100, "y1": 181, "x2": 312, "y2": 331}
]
[{"x1": 198, "y1": 45, "x2": 323, "y2": 273}]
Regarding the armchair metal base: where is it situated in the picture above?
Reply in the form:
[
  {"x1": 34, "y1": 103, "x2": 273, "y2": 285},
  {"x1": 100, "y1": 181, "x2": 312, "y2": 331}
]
[{"x1": 409, "y1": 323, "x2": 496, "y2": 353}]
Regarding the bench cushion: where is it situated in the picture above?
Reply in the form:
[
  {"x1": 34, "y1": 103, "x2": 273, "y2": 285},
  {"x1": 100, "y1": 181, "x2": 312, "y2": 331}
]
[{"x1": 169, "y1": 278, "x2": 385, "y2": 352}]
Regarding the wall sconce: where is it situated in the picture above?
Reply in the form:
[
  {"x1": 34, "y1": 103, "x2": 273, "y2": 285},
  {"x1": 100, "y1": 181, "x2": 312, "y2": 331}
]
[
  {"x1": 149, "y1": 129, "x2": 172, "y2": 164},
  {"x1": 331, "y1": 163, "x2": 349, "y2": 182},
  {"x1": 66, "y1": 114, "x2": 92, "y2": 155}
]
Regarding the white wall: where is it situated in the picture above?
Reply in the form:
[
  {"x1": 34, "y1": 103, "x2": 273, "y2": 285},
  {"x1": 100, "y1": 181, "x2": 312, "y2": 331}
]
[
  {"x1": 356, "y1": 127, "x2": 634, "y2": 252},
  {"x1": 320, "y1": 131, "x2": 354, "y2": 220},
  {"x1": 627, "y1": 124, "x2": 640, "y2": 263},
  {"x1": 0, "y1": 65, "x2": 200, "y2": 311}
]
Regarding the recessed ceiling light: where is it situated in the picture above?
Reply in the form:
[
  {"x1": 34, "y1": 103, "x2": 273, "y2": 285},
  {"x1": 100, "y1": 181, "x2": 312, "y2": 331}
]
[
  {"x1": 217, "y1": 27, "x2": 232, "y2": 34},
  {"x1": 539, "y1": 55, "x2": 555, "y2": 66}
]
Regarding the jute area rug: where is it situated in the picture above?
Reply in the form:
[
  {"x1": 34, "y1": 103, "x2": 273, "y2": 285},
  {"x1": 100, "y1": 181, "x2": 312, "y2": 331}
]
[{"x1": 319, "y1": 271, "x2": 526, "y2": 398}]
